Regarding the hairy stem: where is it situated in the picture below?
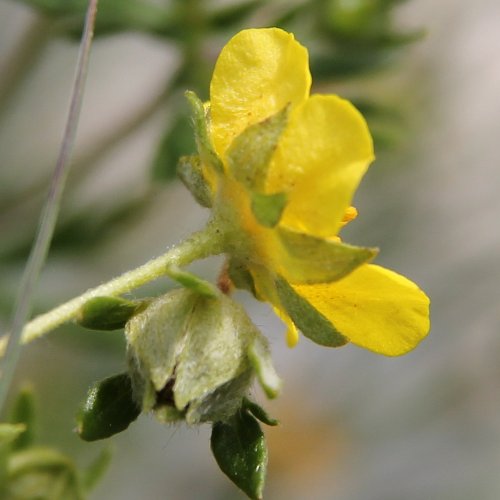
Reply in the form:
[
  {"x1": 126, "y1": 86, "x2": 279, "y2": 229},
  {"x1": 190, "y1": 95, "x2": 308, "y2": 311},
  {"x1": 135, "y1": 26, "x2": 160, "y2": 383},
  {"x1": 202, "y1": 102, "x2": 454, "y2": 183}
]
[{"x1": 1, "y1": 223, "x2": 226, "y2": 352}]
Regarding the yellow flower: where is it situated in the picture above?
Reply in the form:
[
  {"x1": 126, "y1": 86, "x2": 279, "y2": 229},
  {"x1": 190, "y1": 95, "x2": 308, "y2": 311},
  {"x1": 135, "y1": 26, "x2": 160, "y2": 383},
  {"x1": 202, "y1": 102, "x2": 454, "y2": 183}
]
[{"x1": 189, "y1": 28, "x2": 430, "y2": 356}]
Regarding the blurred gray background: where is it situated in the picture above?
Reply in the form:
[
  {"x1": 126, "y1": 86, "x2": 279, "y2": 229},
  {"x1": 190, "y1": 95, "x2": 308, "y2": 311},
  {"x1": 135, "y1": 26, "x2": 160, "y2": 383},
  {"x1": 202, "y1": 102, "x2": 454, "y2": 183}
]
[{"x1": 1, "y1": 0, "x2": 500, "y2": 498}]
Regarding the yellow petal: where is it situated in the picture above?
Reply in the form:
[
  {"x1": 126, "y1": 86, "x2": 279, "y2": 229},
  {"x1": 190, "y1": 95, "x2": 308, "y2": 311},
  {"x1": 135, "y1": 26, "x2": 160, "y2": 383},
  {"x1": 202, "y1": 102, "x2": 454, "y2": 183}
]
[
  {"x1": 292, "y1": 264, "x2": 430, "y2": 356},
  {"x1": 210, "y1": 28, "x2": 311, "y2": 157},
  {"x1": 267, "y1": 94, "x2": 374, "y2": 237}
]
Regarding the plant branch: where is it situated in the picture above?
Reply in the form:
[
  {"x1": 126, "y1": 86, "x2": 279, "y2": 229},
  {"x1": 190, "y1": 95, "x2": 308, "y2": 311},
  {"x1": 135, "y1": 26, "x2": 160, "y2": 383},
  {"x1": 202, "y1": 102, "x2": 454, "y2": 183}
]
[{"x1": 0, "y1": 223, "x2": 226, "y2": 354}]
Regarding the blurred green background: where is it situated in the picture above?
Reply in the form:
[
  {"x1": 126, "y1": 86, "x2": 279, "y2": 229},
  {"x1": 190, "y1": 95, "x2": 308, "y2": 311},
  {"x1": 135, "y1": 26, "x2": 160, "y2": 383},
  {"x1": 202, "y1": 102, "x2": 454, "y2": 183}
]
[{"x1": 1, "y1": 0, "x2": 500, "y2": 498}]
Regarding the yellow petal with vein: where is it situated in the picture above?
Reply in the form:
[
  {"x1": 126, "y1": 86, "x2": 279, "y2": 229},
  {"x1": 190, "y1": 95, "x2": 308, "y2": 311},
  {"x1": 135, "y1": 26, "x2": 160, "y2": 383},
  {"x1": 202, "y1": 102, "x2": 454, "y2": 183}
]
[
  {"x1": 292, "y1": 264, "x2": 430, "y2": 356},
  {"x1": 210, "y1": 28, "x2": 311, "y2": 157},
  {"x1": 267, "y1": 95, "x2": 374, "y2": 237}
]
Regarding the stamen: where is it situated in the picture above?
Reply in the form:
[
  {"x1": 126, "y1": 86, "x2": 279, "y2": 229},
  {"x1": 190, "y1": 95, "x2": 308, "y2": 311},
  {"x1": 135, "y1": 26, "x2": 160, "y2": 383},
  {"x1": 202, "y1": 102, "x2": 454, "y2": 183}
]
[{"x1": 341, "y1": 206, "x2": 358, "y2": 225}]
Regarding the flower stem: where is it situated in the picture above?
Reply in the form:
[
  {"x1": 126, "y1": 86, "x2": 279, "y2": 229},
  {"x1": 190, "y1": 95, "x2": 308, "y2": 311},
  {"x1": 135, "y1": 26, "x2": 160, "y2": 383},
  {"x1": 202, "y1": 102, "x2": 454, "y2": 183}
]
[{"x1": 5, "y1": 223, "x2": 225, "y2": 350}]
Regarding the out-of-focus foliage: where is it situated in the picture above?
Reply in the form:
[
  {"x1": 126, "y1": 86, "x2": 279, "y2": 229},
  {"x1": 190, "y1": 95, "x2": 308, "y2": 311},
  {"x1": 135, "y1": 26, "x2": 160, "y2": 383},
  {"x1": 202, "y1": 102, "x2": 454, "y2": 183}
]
[
  {"x1": 280, "y1": 0, "x2": 422, "y2": 78},
  {"x1": 15, "y1": 0, "x2": 175, "y2": 38},
  {"x1": 0, "y1": 388, "x2": 110, "y2": 499},
  {"x1": 15, "y1": 0, "x2": 265, "y2": 38}
]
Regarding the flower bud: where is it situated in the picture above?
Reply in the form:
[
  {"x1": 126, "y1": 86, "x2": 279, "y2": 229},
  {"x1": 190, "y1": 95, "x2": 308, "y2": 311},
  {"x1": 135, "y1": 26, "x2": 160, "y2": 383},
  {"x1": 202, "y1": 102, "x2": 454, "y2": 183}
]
[{"x1": 126, "y1": 288, "x2": 280, "y2": 425}]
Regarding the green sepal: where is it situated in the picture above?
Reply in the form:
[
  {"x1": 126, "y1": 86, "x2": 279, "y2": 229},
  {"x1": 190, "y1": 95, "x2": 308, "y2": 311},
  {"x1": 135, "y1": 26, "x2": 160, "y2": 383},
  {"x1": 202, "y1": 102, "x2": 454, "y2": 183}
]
[
  {"x1": 247, "y1": 334, "x2": 282, "y2": 399},
  {"x1": 211, "y1": 409, "x2": 267, "y2": 500},
  {"x1": 126, "y1": 290, "x2": 197, "y2": 405},
  {"x1": 153, "y1": 404, "x2": 185, "y2": 425},
  {"x1": 227, "y1": 258, "x2": 257, "y2": 296},
  {"x1": 172, "y1": 295, "x2": 254, "y2": 423},
  {"x1": 9, "y1": 387, "x2": 36, "y2": 451},
  {"x1": 126, "y1": 290, "x2": 257, "y2": 424},
  {"x1": 242, "y1": 398, "x2": 278, "y2": 427},
  {"x1": 185, "y1": 91, "x2": 224, "y2": 173},
  {"x1": 227, "y1": 106, "x2": 289, "y2": 191},
  {"x1": 165, "y1": 265, "x2": 218, "y2": 298},
  {"x1": 275, "y1": 277, "x2": 348, "y2": 347},
  {"x1": 177, "y1": 155, "x2": 213, "y2": 208},
  {"x1": 185, "y1": 370, "x2": 253, "y2": 425},
  {"x1": 251, "y1": 192, "x2": 288, "y2": 228},
  {"x1": 77, "y1": 373, "x2": 141, "y2": 442},
  {"x1": 76, "y1": 296, "x2": 148, "y2": 331},
  {"x1": 277, "y1": 227, "x2": 378, "y2": 284}
]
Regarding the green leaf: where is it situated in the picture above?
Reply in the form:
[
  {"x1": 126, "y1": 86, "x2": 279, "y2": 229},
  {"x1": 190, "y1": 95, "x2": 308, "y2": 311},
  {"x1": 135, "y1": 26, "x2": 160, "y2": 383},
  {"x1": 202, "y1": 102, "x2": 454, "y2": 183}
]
[
  {"x1": 81, "y1": 448, "x2": 112, "y2": 493},
  {"x1": 177, "y1": 155, "x2": 213, "y2": 208},
  {"x1": 242, "y1": 398, "x2": 278, "y2": 427},
  {"x1": 165, "y1": 265, "x2": 218, "y2": 297},
  {"x1": 277, "y1": 227, "x2": 378, "y2": 284},
  {"x1": 247, "y1": 334, "x2": 282, "y2": 399},
  {"x1": 152, "y1": 112, "x2": 196, "y2": 182},
  {"x1": 76, "y1": 296, "x2": 147, "y2": 331},
  {"x1": 251, "y1": 192, "x2": 287, "y2": 228},
  {"x1": 211, "y1": 410, "x2": 267, "y2": 500},
  {"x1": 77, "y1": 373, "x2": 141, "y2": 442},
  {"x1": 227, "y1": 106, "x2": 289, "y2": 191},
  {"x1": 275, "y1": 277, "x2": 348, "y2": 347},
  {"x1": 9, "y1": 387, "x2": 36, "y2": 450},
  {"x1": 185, "y1": 91, "x2": 223, "y2": 173}
]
